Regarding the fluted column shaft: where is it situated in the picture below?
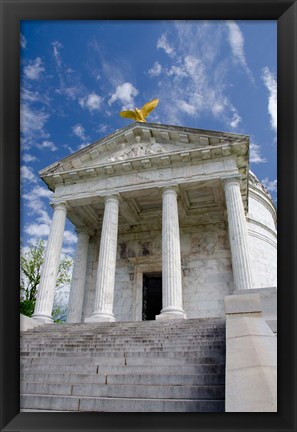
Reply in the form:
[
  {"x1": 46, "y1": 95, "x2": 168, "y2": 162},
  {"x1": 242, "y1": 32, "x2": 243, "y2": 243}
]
[
  {"x1": 85, "y1": 195, "x2": 119, "y2": 322},
  {"x1": 32, "y1": 203, "x2": 67, "y2": 323},
  {"x1": 157, "y1": 187, "x2": 186, "y2": 320},
  {"x1": 223, "y1": 176, "x2": 254, "y2": 290},
  {"x1": 67, "y1": 228, "x2": 90, "y2": 323}
]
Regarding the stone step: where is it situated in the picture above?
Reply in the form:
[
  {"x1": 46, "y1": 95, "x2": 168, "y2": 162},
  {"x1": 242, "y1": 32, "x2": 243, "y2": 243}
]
[
  {"x1": 21, "y1": 382, "x2": 225, "y2": 400},
  {"x1": 21, "y1": 354, "x2": 224, "y2": 366},
  {"x1": 20, "y1": 318, "x2": 226, "y2": 412},
  {"x1": 23, "y1": 318, "x2": 224, "y2": 330},
  {"x1": 21, "y1": 371, "x2": 224, "y2": 386},
  {"x1": 21, "y1": 333, "x2": 225, "y2": 341},
  {"x1": 23, "y1": 329, "x2": 225, "y2": 338},
  {"x1": 23, "y1": 324, "x2": 225, "y2": 331},
  {"x1": 20, "y1": 344, "x2": 225, "y2": 354},
  {"x1": 24, "y1": 324, "x2": 225, "y2": 331},
  {"x1": 23, "y1": 326, "x2": 225, "y2": 337},
  {"x1": 20, "y1": 349, "x2": 225, "y2": 359},
  {"x1": 21, "y1": 394, "x2": 225, "y2": 412},
  {"x1": 21, "y1": 339, "x2": 225, "y2": 348},
  {"x1": 24, "y1": 334, "x2": 223, "y2": 340},
  {"x1": 20, "y1": 363, "x2": 225, "y2": 375},
  {"x1": 20, "y1": 345, "x2": 225, "y2": 353}
]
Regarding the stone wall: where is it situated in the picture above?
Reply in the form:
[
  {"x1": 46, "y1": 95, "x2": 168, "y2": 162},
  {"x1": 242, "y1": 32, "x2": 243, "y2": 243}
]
[
  {"x1": 82, "y1": 222, "x2": 234, "y2": 321},
  {"x1": 247, "y1": 179, "x2": 277, "y2": 288}
]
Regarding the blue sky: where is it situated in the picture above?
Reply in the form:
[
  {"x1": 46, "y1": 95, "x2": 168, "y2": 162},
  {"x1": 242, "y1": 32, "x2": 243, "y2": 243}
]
[{"x1": 20, "y1": 20, "x2": 277, "y2": 257}]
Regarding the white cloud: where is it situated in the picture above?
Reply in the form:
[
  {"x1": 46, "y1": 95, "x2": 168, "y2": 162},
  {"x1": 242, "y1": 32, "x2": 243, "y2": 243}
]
[
  {"x1": 77, "y1": 142, "x2": 90, "y2": 150},
  {"x1": 56, "y1": 86, "x2": 80, "y2": 100},
  {"x1": 108, "y1": 82, "x2": 139, "y2": 110},
  {"x1": 20, "y1": 166, "x2": 37, "y2": 183},
  {"x1": 184, "y1": 56, "x2": 202, "y2": 76},
  {"x1": 23, "y1": 185, "x2": 53, "y2": 219},
  {"x1": 36, "y1": 210, "x2": 52, "y2": 225},
  {"x1": 63, "y1": 230, "x2": 77, "y2": 245},
  {"x1": 62, "y1": 246, "x2": 75, "y2": 256},
  {"x1": 22, "y1": 153, "x2": 38, "y2": 163},
  {"x1": 25, "y1": 223, "x2": 50, "y2": 238},
  {"x1": 52, "y1": 41, "x2": 63, "y2": 67},
  {"x1": 261, "y1": 177, "x2": 277, "y2": 192},
  {"x1": 37, "y1": 140, "x2": 57, "y2": 152},
  {"x1": 21, "y1": 88, "x2": 42, "y2": 103},
  {"x1": 166, "y1": 65, "x2": 187, "y2": 78},
  {"x1": 20, "y1": 34, "x2": 27, "y2": 49},
  {"x1": 24, "y1": 57, "x2": 45, "y2": 80},
  {"x1": 79, "y1": 93, "x2": 102, "y2": 112},
  {"x1": 146, "y1": 22, "x2": 244, "y2": 130},
  {"x1": 226, "y1": 21, "x2": 254, "y2": 84},
  {"x1": 262, "y1": 67, "x2": 277, "y2": 132},
  {"x1": 72, "y1": 124, "x2": 88, "y2": 141},
  {"x1": 212, "y1": 102, "x2": 224, "y2": 116},
  {"x1": 30, "y1": 185, "x2": 53, "y2": 199},
  {"x1": 148, "y1": 62, "x2": 162, "y2": 77},
  {"x1": 20, "y1": 104, "x2": 49, "y2": 135},
  {"x1": 250, "y1": 142, "x2": 267, "y2": 164},
  {"x1": 22, "y1": 185, "x2": 53, "y2": 211},
  {"x1": 21, "y1": 88, "x2": 51, "y2": 108},
  {"x1": 96, "y1": 124, "x2": 108, "y2": 135},
  {"x1": 179, "y1": 100, "x2": 196, "y2": 115},
  {"x1": 157, "y1": 34, "x2": 174, "y2": 56},
  {"x1": 229, "y1": 108, "x2": 242, "y2": 129}
]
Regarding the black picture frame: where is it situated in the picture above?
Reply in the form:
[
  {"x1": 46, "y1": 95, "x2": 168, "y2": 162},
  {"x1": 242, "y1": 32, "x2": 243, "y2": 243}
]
[{"x1": 0, "y1": 1, "x2": 296, "y2": 431}]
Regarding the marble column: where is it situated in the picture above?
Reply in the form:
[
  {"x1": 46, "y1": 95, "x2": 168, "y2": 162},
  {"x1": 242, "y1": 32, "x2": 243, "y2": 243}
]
[
  {"x1": 32, "y1": 202, "x2": 67, "y2": 323},
  {"x1": 156, "y1": 186, "x2": 186, "y2": 320},
  {"x1": 222, "y1": 175, "x2": 254, "y2": 290},
  {"x1": 67, "y1": 227, "x2": 90, "y2": 323},
  {"x1": 85, "y1": 195, "x2": 119, "y2": 322}
]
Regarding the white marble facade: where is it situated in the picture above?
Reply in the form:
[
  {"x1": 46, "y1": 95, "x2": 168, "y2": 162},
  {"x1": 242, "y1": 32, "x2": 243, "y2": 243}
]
[{"x1": 34, "y1": 123, "x2": 277, "y2": 323}]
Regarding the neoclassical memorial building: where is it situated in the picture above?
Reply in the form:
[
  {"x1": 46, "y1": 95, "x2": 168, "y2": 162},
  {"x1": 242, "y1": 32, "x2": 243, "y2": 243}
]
[{"x1": 32, "y1": 122, "x2": 277, "y2": 325}]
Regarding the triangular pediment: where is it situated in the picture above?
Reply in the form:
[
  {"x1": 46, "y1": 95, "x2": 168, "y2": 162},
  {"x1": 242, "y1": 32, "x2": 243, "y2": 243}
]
[
  {"x1": 39, "y1": 122, "x2": 250, "y2": 198},
  {"x1": 80, "y1": 138, "x2": 195, "y2": 167},
  {"x1": 40, "y1": 122, "x2": 249, "y2": 176}
]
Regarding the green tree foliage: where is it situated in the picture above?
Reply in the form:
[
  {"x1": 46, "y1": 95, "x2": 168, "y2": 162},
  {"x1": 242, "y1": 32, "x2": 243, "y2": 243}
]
[{"x1": 20, "y1": 240, "x2": 73, "y2": 322}]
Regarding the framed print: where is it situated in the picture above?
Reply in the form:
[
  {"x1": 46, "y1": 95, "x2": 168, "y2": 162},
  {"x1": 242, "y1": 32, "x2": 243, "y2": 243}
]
[{"x1": 1, "y1": 1, "x2": 296, "y2": 431}]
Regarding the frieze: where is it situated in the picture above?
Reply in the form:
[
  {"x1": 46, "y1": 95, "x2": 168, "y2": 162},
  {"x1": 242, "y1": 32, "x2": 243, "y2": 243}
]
[{"x1": 51, "y1": 158, "x2": 239, "y2": 206}]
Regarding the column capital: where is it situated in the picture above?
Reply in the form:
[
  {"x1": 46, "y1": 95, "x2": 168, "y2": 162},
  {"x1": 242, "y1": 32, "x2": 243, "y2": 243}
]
[
  {"x1": 103, "y1": 193, "x2": 121, "y2": 205},
  {"x1": 221, "y1": 174, "x2": 241, "y2": 187},
  {"x1": 75, "y1": 226, "x2": 94, "y2": 237},
  {"x1": 161, "y1": 184, "x2": 179, "y2": 196},
  {"x1": 52, "y1": 201, "x2": 68, "y2": 213}
]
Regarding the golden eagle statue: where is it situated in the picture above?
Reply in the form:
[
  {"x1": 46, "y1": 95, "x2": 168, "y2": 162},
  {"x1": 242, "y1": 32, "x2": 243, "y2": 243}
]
[{"x1": 119, "y1": 98, "x2": 159, "y2": 123}]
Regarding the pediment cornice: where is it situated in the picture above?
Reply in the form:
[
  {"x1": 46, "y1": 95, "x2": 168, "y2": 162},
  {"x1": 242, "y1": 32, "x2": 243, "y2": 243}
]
[{"x1": 39, "y1": 122, "x2": 250, "y2": 192}]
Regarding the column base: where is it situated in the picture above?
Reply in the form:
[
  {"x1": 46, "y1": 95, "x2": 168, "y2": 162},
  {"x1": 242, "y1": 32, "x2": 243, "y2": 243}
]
[
  {"x1": 156, "y1": 307, "x2": 187, "y2": 321},
  {"x1": 31, "y1": 313, "x2": 54, "y2": 324},
  {"x1": 84, "y1": 312, "x2": 116, "y2": 323}
]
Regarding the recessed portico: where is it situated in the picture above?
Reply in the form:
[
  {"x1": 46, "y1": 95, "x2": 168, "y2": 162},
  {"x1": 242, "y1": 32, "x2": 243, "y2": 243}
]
[{"x1": 34, "y1": 122, "x2": 254, "y2": 323}]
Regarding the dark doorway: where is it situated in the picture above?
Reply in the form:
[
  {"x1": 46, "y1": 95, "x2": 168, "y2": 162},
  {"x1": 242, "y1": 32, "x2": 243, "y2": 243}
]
[{"x1": 142, "y1": 273, "x2": 162, "y2": 320}]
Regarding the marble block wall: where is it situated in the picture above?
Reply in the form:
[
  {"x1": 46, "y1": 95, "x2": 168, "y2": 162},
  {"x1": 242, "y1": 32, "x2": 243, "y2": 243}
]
[
  {"x1": 180, "y1": 224, "x2": 233, "y2": 318},
  {"x1": 247, "y1": 183, "x2": 277, "y2": 288},
  {"x1": 82, "y1": 222, "x2": 234, "y2": 321}
]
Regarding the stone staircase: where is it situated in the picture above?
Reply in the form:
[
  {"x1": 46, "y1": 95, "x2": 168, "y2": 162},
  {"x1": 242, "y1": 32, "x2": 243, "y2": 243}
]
[{"x1": 20, "y1": 318, "x2": 226, "y2": 412}]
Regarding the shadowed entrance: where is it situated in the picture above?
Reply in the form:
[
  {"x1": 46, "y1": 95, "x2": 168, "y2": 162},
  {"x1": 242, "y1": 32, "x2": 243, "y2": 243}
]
[{"x1": 142, "y1": 273, "x2": 162, "y2": 320}]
